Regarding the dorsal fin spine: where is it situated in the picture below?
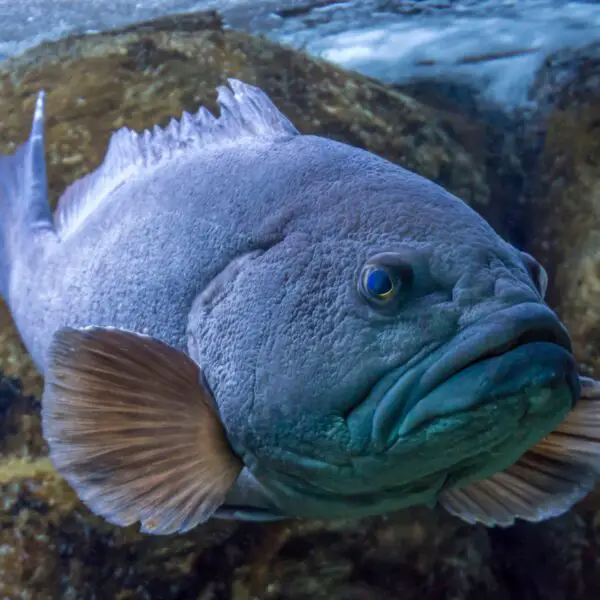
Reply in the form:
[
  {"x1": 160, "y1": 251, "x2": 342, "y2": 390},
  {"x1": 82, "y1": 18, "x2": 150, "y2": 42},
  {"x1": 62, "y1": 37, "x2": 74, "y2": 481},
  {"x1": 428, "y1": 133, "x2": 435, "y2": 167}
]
[{"x1": 53, "y1": 79, "x2": 299, "y2": 238}]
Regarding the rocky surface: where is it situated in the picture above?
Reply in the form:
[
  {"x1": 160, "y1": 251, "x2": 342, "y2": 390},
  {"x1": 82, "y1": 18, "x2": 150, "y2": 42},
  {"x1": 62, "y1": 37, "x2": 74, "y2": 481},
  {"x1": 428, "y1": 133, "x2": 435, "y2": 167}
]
[
  {"x1": 2, "y1": 1, "x2": 600, "y2": 110},
  {"x1": 524, "y1": 42, "x2": 600, "y2": 378},
  {"x1": 0, "y1": 10, "x2": 600, "y2": 600}
]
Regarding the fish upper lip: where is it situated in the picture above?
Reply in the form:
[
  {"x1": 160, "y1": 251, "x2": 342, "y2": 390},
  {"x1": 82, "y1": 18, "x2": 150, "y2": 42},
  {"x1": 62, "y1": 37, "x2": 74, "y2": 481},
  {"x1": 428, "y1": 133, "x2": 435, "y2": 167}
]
[
  {"x1": 416, "y1": 302, "x2": 573, "y2": 404},
  {"x1": 371, "y1": 302, "x2": 574, "y2": 448}
]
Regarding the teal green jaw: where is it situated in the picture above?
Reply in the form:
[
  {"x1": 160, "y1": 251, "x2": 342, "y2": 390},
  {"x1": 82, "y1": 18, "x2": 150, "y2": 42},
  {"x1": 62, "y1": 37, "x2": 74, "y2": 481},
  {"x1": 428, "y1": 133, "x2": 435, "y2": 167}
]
[{"x1": 395, "y1": 341, "x2": 578, "y2": 438}]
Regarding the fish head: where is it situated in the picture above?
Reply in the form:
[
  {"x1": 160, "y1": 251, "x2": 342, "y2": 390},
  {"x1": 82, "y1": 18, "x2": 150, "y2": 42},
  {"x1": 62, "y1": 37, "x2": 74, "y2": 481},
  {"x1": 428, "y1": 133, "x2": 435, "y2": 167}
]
[{"x1": 187, "y1": 136, "x2": 579, "y2": 519}]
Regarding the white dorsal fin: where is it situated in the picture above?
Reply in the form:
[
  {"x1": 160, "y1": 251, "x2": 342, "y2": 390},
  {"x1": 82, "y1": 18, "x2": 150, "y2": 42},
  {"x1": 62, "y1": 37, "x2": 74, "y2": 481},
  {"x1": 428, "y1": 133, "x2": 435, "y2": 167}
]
[{"x1": 53, "y1": 79, "x2": 299, "y2": 238}]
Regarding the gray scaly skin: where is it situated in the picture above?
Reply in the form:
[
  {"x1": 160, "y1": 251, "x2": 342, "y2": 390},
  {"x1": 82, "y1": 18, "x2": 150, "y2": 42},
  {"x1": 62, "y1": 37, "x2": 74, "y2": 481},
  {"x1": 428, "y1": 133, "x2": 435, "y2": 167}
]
[{"x1": 0, "y1": 80, "x2": 598, "y2": 536}]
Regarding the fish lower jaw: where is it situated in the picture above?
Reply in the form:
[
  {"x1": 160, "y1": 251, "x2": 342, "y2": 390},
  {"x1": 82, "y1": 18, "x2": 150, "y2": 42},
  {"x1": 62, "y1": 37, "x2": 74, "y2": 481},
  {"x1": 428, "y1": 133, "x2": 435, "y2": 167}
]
[
  {"x1": 393, "y1": 341, "x2": 578, "y2": 440},
  {"x1": 237, "y1": 374, "x2": 574, "y2": 522},
  {"x1": 369, "y1": 302, "x2": 575, "y2": 448}
]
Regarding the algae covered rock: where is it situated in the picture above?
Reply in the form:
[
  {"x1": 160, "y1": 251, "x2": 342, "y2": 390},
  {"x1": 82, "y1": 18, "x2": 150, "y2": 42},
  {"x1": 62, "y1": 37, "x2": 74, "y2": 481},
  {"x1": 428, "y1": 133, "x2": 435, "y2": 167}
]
[{"x1": 525, "y1": 42, "x2": 600, "y2": 377}]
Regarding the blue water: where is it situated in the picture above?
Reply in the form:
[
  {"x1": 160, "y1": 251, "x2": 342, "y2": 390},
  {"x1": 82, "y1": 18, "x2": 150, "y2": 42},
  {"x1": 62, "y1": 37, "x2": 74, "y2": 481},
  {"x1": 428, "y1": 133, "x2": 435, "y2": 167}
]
[{"x1": 1, "y1": 1, "x2": 599, "y2": 105}]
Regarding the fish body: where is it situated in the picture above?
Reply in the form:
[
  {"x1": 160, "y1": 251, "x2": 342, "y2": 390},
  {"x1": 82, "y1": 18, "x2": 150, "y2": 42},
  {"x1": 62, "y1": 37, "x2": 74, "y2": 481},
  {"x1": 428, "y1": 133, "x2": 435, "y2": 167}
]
[{"x1": 0, "y1": 80, "x2": 598, "y2": 535}]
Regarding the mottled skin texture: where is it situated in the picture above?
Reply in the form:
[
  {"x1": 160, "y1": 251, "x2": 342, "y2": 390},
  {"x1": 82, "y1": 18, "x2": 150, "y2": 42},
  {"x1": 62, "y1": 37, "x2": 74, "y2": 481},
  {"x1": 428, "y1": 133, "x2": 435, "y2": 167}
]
[{"x1": 1, "y1": 83, "x2": 579, "y2": 521}]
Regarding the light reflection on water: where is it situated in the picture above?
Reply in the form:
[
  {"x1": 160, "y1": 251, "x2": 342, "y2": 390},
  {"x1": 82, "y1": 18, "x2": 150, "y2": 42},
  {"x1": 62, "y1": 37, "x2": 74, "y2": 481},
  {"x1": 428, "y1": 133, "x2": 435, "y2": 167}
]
[{"x1": 1, "y1": 1, "x2": 600, "y2": 105}]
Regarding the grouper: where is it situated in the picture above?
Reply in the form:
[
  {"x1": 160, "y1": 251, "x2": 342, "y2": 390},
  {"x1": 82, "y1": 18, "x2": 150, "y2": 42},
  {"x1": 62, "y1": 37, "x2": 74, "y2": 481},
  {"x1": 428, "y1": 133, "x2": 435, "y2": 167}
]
[{"x1": 0, "y1": 80, "x2": 599, "y2": 535}]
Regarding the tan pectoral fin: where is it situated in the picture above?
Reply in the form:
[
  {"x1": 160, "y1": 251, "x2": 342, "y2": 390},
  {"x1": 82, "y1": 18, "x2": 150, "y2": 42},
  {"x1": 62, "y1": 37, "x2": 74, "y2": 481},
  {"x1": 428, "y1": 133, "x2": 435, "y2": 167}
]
[
  {"x1": 531, "y1": 376, "x2": 600, "y2": 473},
  {"x1": 439, "y1": 453, "x2": 595, "y2": 527},
  {"x1": 42, "y1": 326, "x2": 243, "y2": 535},
  {"x1": 439, "y1": 376, "x2": 600, "y2": 527}
]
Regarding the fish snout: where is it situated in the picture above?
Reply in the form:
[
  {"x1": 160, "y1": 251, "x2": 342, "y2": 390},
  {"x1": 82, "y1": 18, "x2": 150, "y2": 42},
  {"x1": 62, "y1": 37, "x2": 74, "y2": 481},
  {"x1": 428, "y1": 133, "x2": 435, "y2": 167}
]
[
  {"x1": 421, "y1": 302, "x2": 575, "y2": 395},
  {"x1": 373, "y1": 303, "x2": 579, "y2": 447}
]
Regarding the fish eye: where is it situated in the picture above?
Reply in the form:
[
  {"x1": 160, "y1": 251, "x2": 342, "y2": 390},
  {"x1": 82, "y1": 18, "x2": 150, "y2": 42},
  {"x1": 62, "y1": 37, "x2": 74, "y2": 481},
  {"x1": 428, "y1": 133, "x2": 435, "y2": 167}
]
[
  {"x1": 363, "y1": 268, "x2": 395, "y2": 300},
  {"x1": 358, "y1": 255, "x2": 414, "y2": 309}
]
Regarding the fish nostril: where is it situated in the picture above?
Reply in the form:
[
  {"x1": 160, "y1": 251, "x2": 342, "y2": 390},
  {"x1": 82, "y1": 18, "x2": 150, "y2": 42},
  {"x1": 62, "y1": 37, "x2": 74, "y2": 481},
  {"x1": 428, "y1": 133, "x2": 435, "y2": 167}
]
[{"x1": 520, "y1": 251, "x2": 548, "y2": 298}]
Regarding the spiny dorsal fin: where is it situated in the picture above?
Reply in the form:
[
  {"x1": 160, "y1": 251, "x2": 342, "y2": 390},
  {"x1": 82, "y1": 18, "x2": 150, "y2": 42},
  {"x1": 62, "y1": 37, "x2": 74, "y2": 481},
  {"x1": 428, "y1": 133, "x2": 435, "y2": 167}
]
[{"x1": 54, "y1": 79, "x2": 299, "y2": 238}]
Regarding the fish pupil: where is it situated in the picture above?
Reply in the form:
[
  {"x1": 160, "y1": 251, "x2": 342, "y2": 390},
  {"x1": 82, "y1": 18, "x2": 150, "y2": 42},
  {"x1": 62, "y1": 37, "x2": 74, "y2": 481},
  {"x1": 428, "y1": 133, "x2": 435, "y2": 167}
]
[{"x1": 367, "y1": 269, "x2": 393, "y2": 297}]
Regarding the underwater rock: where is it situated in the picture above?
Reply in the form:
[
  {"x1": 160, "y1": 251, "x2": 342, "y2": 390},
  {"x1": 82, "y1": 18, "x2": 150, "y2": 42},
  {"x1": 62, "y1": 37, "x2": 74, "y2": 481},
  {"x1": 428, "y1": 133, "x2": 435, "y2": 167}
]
[
  {"x1": 525, "y1": 42, "x2": 600, "y2": 377},
  {"x1": 393, "y1": 77, "x2": 531, "y2": 250},
  {"x1": 0, "y1": 10, "x2": 491, "y2": 399},
  {"x1": 520, "y1": 41, "x2": 600, "y2": 512}
]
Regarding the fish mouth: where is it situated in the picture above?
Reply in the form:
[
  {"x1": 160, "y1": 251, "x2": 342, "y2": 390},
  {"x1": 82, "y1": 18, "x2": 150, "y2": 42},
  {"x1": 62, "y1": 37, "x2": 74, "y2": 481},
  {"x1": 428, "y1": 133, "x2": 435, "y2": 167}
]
[{"x1": 370, "y1": 302, "x2": 579, "y2": 449}]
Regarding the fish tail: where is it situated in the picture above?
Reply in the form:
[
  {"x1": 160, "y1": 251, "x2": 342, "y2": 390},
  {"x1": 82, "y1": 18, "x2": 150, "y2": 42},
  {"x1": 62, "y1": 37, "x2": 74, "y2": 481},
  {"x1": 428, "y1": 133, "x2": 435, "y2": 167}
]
[{"x1": 0, "y1": 91, "x2": 54, "y2": 297}]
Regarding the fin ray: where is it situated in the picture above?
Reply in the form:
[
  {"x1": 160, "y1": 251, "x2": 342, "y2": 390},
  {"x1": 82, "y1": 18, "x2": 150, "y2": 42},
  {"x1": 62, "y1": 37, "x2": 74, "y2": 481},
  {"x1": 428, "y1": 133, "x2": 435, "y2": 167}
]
[
  {"x1": 532, "y1": 376, "x2": 600, "y2": 472},
  {"x1": 439, "y1": 451, "x2": 596, "y2": 527},
  {"x1": 42, "y1": 326, "x2": 243, "y2": 535},
  {"x1": 440, "y1": 376, "x2": 600, "y2": 527}
]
